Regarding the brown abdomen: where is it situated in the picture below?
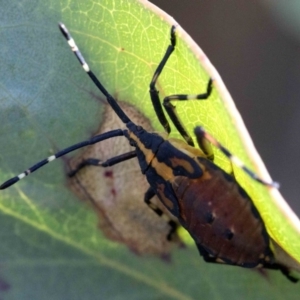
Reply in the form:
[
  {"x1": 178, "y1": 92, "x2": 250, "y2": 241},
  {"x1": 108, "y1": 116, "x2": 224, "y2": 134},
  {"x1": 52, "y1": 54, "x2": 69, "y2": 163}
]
[{"x1": 172, "y1": 158, "x2": 271, "y2": 267}]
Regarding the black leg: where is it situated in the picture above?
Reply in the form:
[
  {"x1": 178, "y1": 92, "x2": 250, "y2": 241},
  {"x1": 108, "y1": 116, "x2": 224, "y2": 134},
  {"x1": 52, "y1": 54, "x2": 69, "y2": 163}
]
[
  {"x1": 149, "y1": 26, "x2": 177, "y2": 134},
  {"x1": 279, "y1": 266, "x2": 299, "y2": 283},
  {"x1": 144, "y1": 187, "x2": 177, "y2": 241},
  {"x1": 194, "y1": 120, "x2": 214, "y2": 161},
  {"x1": 0, "y1": 129, "x2": 125, "y2": 189},
  {"x1": 196, "y1": 243, "x2": 217, "y2": 262},
  {"x1": 163, "y1": 78, "x2": 213, "y2": 146},
  {"x1": 194, "y1": 126, "x2": 279, "y2": 188},
  {"x1": 195, "y1": 126, "x2": 237, "y2": 176},
  {"x1": 259, "y1": 260, "x2": 298, "y2": 282},
  {"x1": 148, "y1": 25, "x2": 213, "y2": 145},
  {"x1": 68, "y1": 151, "x2": 137, "y2": 177}
]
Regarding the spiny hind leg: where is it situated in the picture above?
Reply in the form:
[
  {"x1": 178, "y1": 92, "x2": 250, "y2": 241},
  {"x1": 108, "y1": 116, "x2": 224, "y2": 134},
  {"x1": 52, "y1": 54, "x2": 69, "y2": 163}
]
[
  {"x1": 194, "y1": 126, "x2": 279, "y2": 188},
  {"x1": 195, "y1": 127, "x2": 238, "y2": 179}
]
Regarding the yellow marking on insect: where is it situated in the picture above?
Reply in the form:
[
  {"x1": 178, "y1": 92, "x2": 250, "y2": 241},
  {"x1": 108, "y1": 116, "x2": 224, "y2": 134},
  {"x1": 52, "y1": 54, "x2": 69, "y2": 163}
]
[
  {"x1": 169, "y1": 156, "x2": 194, "y2": 174},
  {"x1": 201, "y1": 165, "x2": 214, "y2": 181},
  {"x1": 157, "y1": 183, "x2": 174, "y2": 210},
  {"x1": 195, "y1": 161, "x2": 212, "y2": 181},
  {"x1": 168, "y1": 138, "x2": 206, "y2": 158},
  {"x1": 129, "y1": 132, "x2": 174, "y2": 180},
  {"x1": 151, "y1": 157, "x2": 174, "y2": 181},
  {"x1": 215, "y1": 258, "x2": 226, "y2": 264},
  {"x1": 128, "y1": 132, "x2": 155, "y2": 166}
]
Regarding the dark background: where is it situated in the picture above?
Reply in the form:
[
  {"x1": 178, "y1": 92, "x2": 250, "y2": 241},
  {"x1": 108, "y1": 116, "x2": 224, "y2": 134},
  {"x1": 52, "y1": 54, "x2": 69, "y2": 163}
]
[{"x1": 151, "y1": 1, "x2": 300, "y2": 216}]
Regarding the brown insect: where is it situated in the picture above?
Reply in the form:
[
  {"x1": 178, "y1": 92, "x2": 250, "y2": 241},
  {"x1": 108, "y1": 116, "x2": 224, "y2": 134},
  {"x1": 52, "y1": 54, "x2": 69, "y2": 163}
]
[
  {"x1": 68, "y1": 101, "x2": 182, "y2": 257},
  {"x1": 1, "y1": 23, "x2": 297, "y2": 282}
]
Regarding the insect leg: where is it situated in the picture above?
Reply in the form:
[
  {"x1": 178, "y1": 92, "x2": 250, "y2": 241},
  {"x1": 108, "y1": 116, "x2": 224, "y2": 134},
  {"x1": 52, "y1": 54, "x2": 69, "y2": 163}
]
[
  {"x1": 260, "y1": 262, "x2": 298, "y2": 283},
  {"x1": 195, "y1": 244, "x2": 221, "y2": 264},
  {"x1": 149, "y1": 26, "x2": 177, "y2": 134},
  {"x1": 195, "y1": 123, "x2": 214, "y2": 161},
  {"x1": 278, "y1": 266, "x2": 299, "y2": 283},
  {"x1": 198, "y1": 241, "x2": 298, "y2": 282},
  {"x1": 144, "y1": 187, "x2": 177, "y2": 241},
  {"x1": 195, "y1": 127, "x2": 238, "y2": 177},
  {"x1": 194, "y1": 126, "x2": 279, "y2": 188},
  {"x1": 0, "y1": 129, "x2": 125, "y2": 189},
  {"x1": 163, "y1": 78, "x2": 213, "y2": 146},
  {"x1": 68, "y1": 151, "x2": 136, "y2": 177}
]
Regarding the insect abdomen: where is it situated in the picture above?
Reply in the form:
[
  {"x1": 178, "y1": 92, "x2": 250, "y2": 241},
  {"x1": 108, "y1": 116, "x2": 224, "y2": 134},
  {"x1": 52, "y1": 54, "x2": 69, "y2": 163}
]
[{"x1": 172, "y1": 157, "x2": 273, "y2": 267}]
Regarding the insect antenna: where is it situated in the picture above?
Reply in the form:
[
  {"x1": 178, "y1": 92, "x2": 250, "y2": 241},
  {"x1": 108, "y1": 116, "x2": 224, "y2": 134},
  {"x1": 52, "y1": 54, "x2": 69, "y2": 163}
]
[
  {"x1": 58, "y1": 23, "x2": 131, "y2": 125},
  {"x1": 0, "y1": 130, "x2": 125, "y2": 189},
  {"x1": 0, "y1": 23, "x2": 136, "y2": 190},
  {"x1": 194, "y1": 126, "x2": 279, "y2": 188}
]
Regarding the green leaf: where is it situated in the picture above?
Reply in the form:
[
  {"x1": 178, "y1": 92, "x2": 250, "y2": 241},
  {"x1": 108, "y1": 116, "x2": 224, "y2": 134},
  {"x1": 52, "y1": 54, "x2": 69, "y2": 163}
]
[{"x1": 0, "y1": 0, "x2": 300, "y2": 299}]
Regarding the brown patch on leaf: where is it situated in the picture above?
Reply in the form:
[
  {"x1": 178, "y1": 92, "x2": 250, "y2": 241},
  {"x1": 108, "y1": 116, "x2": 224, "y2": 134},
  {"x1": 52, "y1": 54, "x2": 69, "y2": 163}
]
[{"x1": 67, "y1": 101, "x2": 183, "y2": 256}]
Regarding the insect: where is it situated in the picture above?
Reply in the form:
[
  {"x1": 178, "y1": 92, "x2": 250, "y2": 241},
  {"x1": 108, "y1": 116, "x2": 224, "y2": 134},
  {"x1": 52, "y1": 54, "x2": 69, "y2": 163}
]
[
  {"x1": 68, "y1": 100, "x2": 182, "y2": 257},
  {"x1": 0, "y1": 23, "x2": 297, "y2": 282}
]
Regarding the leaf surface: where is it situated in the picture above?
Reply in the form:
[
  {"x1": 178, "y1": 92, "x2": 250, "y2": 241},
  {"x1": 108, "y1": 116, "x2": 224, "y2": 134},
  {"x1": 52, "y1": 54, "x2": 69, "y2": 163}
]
[{"x1": 0, "y1": 0, "x2": 299, "y2": 299}]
